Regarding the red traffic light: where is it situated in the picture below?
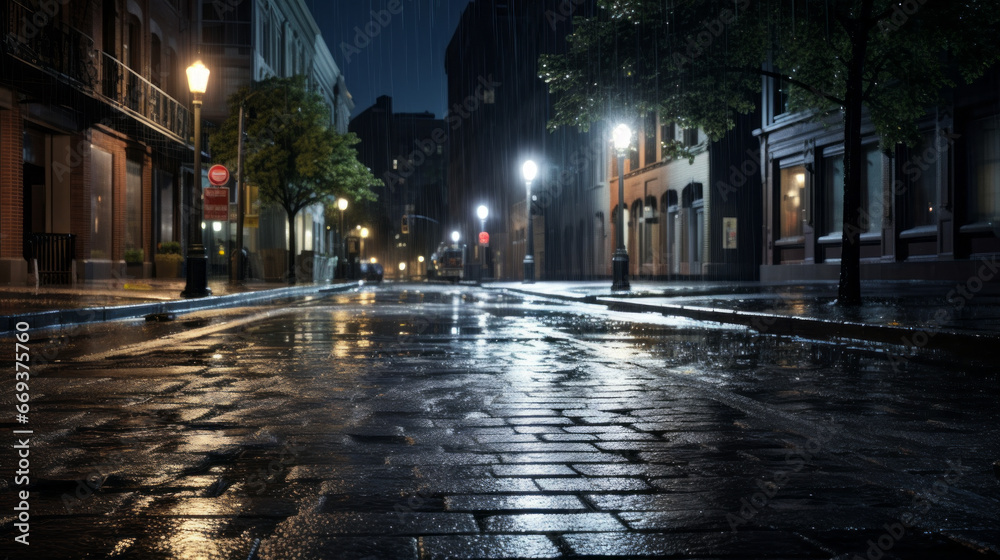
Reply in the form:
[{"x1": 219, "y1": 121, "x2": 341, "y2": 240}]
[{"x1": 478, "y1": 232, "x2": 489, "y2": 245}]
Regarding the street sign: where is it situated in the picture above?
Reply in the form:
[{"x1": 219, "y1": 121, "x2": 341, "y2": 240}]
[
  {"x1": 479, "y1": 232, "x2": 489, "y2": 246},
  {"x1": 208, "y1": 164, "x2": 230, "y2": 186},
  {"x1": 204, "y1": 187, "x2": 230, "y2": 221}
]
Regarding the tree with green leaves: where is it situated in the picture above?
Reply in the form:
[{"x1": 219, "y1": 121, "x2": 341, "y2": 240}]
[
  {"x1": 211, "y1": 75, "x2": 380, "y2": 282},
  {"x1": 540, "y1": 0, "x2": 1000, "y2": 304}
]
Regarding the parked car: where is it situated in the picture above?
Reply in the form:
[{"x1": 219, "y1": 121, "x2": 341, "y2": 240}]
[{"x1": 359, "y1": 262, "x2": 384, "y2": 282}]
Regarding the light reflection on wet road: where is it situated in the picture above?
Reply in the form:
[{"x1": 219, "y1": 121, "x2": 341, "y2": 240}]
[{"x1": 2, "y1": 284, "x2": 998, "y2": 559}]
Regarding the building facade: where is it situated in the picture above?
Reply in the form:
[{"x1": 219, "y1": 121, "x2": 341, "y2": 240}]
[
  {"x1": 0, "y1": 0, "x2": 351, "y2": 285},
  {"x1": 1, "y1": 0, "x2": 197, "y2": 284},
  {"x1": 758, "y1": 68, "x2": 1000, "y2": 283},
  {"x1": 611, "y1": 111, "x2": 762, "y2": 281},
  {"x1": 199, "y1": 0, "x2": 352, "y2": 282}
]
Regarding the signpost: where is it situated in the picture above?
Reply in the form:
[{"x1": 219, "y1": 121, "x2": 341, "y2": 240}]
[
  {"x1": 204, "y1": 187, "x2": 230, "y2": 221},
  {"x1": 208, "y1": 164, "x2": 230, "y2": 186}
]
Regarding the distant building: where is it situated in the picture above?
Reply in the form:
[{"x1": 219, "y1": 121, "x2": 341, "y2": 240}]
[
  {"x1": 758, "y1": 66, "x2": 1000, "y2": 282},
  {"x1": 445, "y1": 0, "x2": 608, "y2": 281},
  {"x1": 350, "y1": 96, "x2": 448, "y2": 276},
  {"x1": 610, "y1": 112, "x2": 762, "y2": 281},
  {"x1": 199, "y1": 0, "x2": 352, "y2": 281}
]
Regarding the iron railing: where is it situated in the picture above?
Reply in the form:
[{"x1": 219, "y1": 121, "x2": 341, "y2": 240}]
[
  {"x1": 4, "y1": 1, "x2": 191, "y2": 145},
  {"x1": 26, "y1": 233, "x2": 76, "y2": 285},
  {"x1": 100, "y1": 52, "x2": 191, "y2": 144}
]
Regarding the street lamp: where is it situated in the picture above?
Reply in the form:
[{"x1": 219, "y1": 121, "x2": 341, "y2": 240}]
[
  {"x1": 451, "y1": 231, "x2": 460, "y2": 244},
  {"x1": 477, "y1": 205, "x2": 489, "y2": 278},
  {"x1": 182, "y1": 60, "x2": 211, "y2": 298},
  {"x1": 360, "y1": 226, "x2": 369, "y2": 261},
  {"x1": 521, "y1": 160, "x2": 538, "y2": 284},
  {"x1": 612, "y1": 123, "x2": 631, "y2": 291},
  {"x1": 337, "y1": 198, "x2": 348, "y2": 278}
]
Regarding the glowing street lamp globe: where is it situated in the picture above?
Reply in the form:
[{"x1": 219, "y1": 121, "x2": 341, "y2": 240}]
[
  {"x1": 613, "y1": 123, "x2": 632, "y2": 153},
  {"x1": 521, "y1": 160, "x2": 538, "y2": 183},
  {"x1": 186, "y1": 60, "x2": 210, "y2": 95}
]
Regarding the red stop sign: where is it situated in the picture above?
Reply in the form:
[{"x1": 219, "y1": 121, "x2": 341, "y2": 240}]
[
  {"x1": 479, "y1": 232, "x2": 489, "y2": 245},
  {"x1": 208, "y1": 164, "x2": 230, "y2": 186}
]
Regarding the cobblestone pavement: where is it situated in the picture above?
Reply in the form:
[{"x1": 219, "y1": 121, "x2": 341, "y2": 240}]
[{"x1": 2, "y1": 284, "x2": 998, "y2": 559}]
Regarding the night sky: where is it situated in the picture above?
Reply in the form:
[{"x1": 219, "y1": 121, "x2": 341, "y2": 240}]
[{"x1": 307, "y1": 0, "x2": 474, "y2": 119}]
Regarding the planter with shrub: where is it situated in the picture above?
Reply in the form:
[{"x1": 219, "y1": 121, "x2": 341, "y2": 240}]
[{"x1": 154, "y1": 242, "x2": 183, "y2": 278}]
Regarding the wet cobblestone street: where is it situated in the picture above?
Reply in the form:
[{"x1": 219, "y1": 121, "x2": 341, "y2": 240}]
[{"x1": 2, "y1": 285, "x2": 998, "y2": 559}]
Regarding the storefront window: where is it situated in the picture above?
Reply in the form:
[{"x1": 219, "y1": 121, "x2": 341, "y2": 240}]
[
  {"x1": 967, "y1": 116, "x2": 1000, "y2": 225},
  {"x1": 824, "y1": 154, "x2": 844, "y2": 236},
  {"x1": 824, "y1": 147, "x2": 882, "y2": 235},
  {"x1": 905, "y1": 131, "x2": 940, "y2": 228},
  {"x1": 863, "y1": 147, "x2": 884, "y2": 233},
  {"x1": 91, "y1": 147, "x2": 113, "y2": 259},
  {"x1": 779, "y1": 165, "x2": 806, "y2": 239},
  {"x1": 126, "y1": 158, "x2": 142, "y2": 252}
]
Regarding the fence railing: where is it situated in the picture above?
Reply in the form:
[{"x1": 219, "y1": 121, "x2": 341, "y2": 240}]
[
  {"x1": 3, "y1": 1, "x2": 191, "y2": 145},
  {"x1": 26, "y1": 233, "x2": 76, "y2": 285},
  {"x1": 99, "y1": 52, "x2": 191, "y2": 144}
]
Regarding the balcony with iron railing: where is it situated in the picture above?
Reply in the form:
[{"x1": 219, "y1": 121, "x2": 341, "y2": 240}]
[{"x1": 3, "y1": 0, "x2": 191, "y2": 145}]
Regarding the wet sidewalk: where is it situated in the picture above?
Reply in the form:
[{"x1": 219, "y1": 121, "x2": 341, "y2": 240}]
[
  {"x1": 0, "y1": 278, "x2": 361, "y2": 333},
  {"x1": 486, "y1": 280, "x2": 1000, "y2": 352}
]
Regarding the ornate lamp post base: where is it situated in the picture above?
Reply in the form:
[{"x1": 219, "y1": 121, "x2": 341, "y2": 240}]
[
  {"x1": 611, "y1": 248, "x2": 629, "y2": 291},
  {"x1": 181, "y1": 248, "x2": 211, "y2": 298}
]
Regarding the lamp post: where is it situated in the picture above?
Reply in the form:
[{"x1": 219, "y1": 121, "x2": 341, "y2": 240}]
[
  {"x1": 521, "y1": 160, "x2": 537, "y2": 284},
  {"x1": 612, "y1": 124, "x2": 631, "y2": 291},
  {"x1": 477, "y1": 204, "x2": 488, "y2": 278},
  {"x1": 182, "y1": 60, "x2": 211, "y2": 298},
  {"x1": 231, "y1": 101, "x2": 245, "y2": 287},
  {"x1": 337, "y1": 198, "x2": 348, "y2": 278},
  {"x1": 360, "y1": 227, "x2": 369, "y2": 262}
]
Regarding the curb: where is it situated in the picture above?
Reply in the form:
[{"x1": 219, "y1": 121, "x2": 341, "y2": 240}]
[
  {"x1": 2, "y1": 282, "x2": 361, "y2": 334},
  {"x1": 491, "y1": 285, "x2": 1000, "y2": 353}
]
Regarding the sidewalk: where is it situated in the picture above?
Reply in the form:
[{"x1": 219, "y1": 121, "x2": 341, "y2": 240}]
[
  {"x1": 0, "y1": 278, "x2": 361, "y2": 333},
  {"x1": 486, "y1": 280, "x2": 1000, "y2": 352}
]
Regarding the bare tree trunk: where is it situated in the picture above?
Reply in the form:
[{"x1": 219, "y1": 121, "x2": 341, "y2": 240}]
[
  {"x1": 287, "y1": 210, "x2": 297, "y2": 284},
  {"x1": 838, "y1": 2, "x2": 873, "y2": 306}
]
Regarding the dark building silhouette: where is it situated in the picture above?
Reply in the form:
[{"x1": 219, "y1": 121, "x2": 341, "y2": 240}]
[
  {"x1": 445, "y1": 0, "x2": 609, "y2": 281},
  {"x1": 350, "y1": 95, "x2": 448, "y2": 276}
]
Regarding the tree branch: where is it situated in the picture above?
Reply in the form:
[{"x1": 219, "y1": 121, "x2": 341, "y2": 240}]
[{"x1": 736, "y1": 67, "x2": 846, "y2": 107}]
